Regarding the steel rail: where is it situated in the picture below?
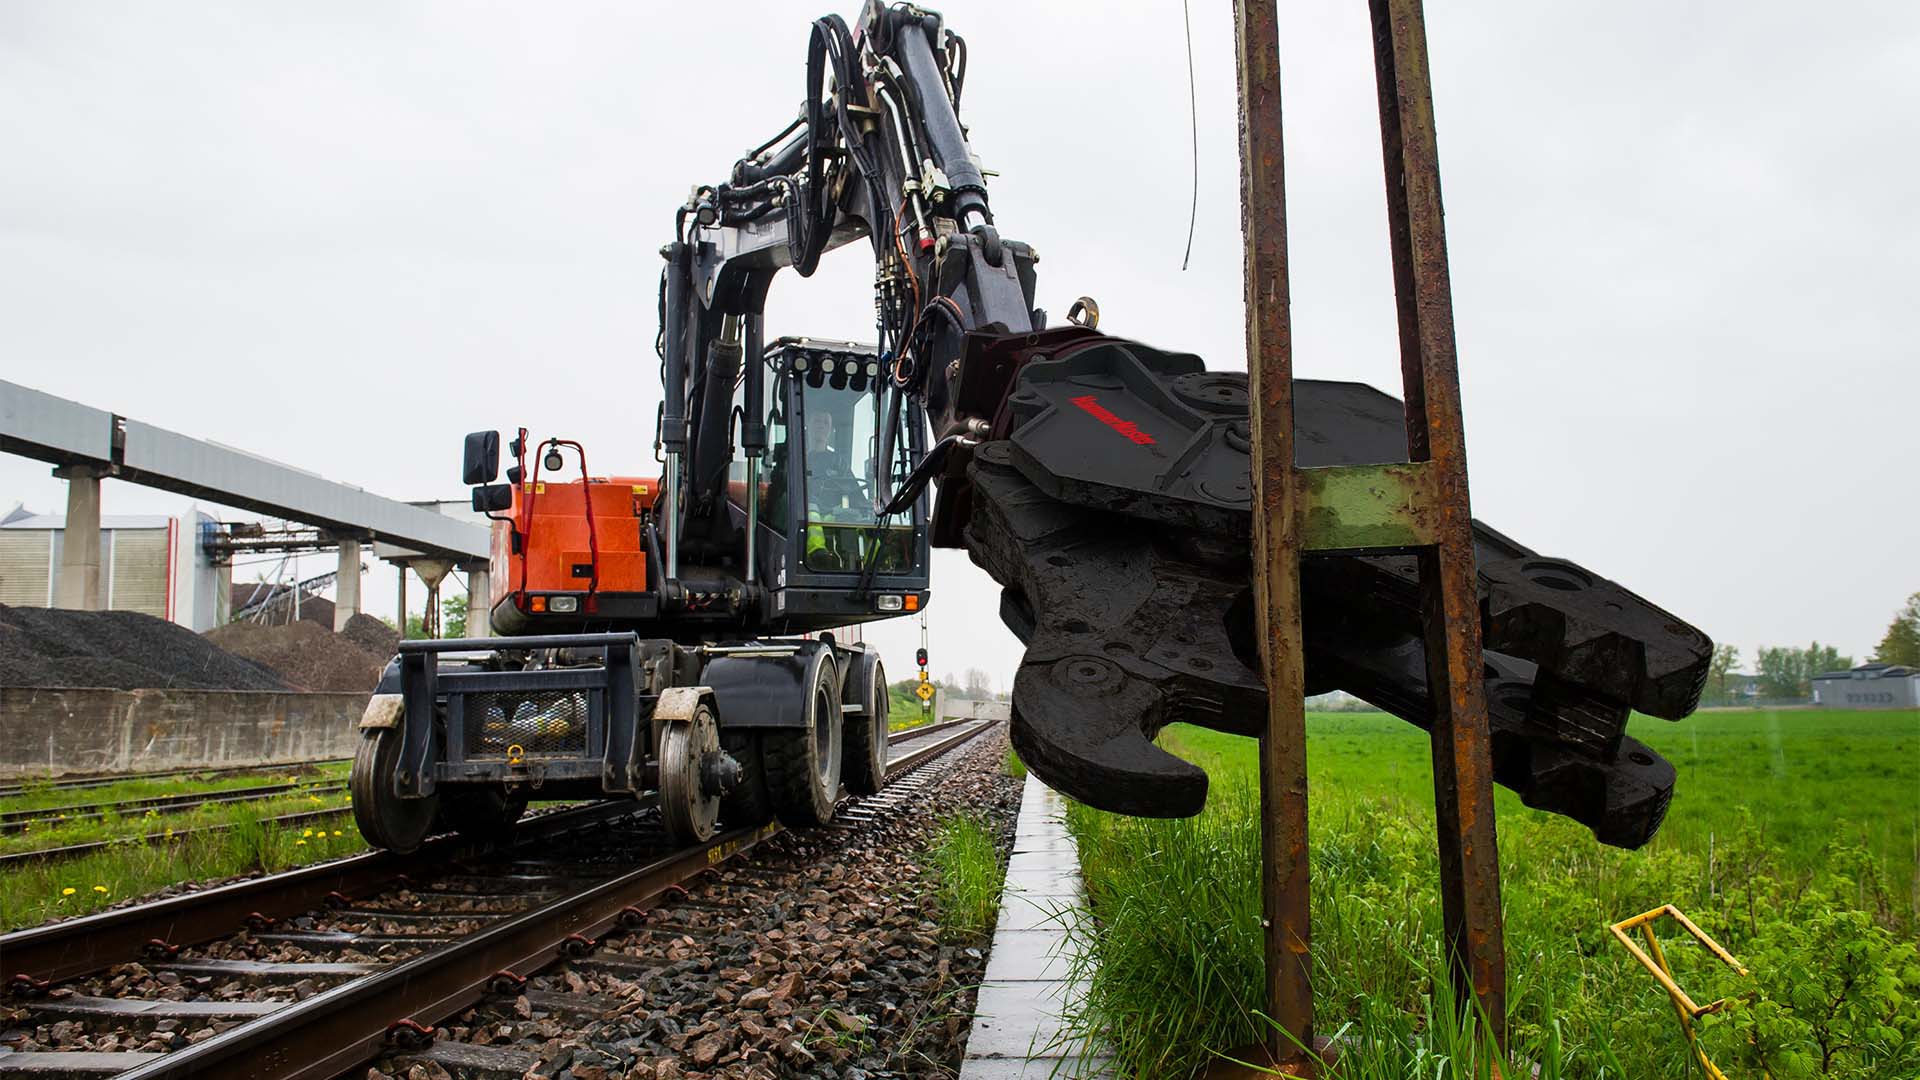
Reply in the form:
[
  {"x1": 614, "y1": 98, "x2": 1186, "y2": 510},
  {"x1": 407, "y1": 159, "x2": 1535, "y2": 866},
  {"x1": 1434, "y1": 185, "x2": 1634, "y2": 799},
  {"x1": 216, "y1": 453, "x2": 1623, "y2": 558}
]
[
  {"x1": 112, "y1": 719, "x2": 997, "y2": 1080},
  {"x1": 0, "y1": 800, "x2": 642, "y2": 986},
  {"x1": 2, "y1": 721, "x2": 989, "y2": 987},
  {"x1": 884, "y1": 714, "x2": 976, "y2": 743},
  {"x1": 0, "y1": 806, "x2": 355, "y2": 871},
  {"x1": 0, "y1": 760, "x2": 349, "y2": 800},
  {"x1": 0, "y1": 782, "x2": 349, "y2": 833}
]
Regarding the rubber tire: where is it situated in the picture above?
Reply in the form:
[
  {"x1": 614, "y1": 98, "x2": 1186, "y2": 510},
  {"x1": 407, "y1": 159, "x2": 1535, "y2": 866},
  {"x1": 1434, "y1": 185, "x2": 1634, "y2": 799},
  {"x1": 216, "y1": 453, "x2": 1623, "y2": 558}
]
[
  {"x1": 435, "y1": 787, "x2": 527, "y2": 845},
  {"x1": 350, "y1": 728, "x2": 439, "y2": 854},
  {"x1": 760, "y1": 649, "x2": 843, "y2": 827},
  {"x1": 719, "y1": 730, "x2": 773, "y2": 828},
  {"x1": 842, "y1": 656, "x2": 887, "y2": 795}
]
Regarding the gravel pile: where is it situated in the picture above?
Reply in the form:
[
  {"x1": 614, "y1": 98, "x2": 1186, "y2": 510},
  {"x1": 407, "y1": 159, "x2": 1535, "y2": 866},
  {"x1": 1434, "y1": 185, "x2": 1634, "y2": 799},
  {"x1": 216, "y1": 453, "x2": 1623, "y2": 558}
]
[
  {"x1": 0, "y1": 603, "x2": 285, "y2": 692},
  {"x1": 340, "y1": 613, "x2": 401, "y2": 658},
  {"x1": 203, "y1": 617, "x2": 395, "y2": 693}
]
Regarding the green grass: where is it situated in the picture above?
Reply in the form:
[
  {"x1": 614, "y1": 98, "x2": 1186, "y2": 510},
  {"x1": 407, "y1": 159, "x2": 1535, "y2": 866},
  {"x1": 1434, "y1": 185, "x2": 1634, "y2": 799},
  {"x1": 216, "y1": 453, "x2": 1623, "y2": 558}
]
[
  {"x1": 1005, "y1": 747, "x2": 1027, "y2": 781},
  {"x1": 0, "y1": 764, "x2": 363, "y2": 929},
  {"x1": 926, "y1": 812, "x2": 1005, "y2": 940},
  {"x1": 1063, "y1": 709, "x2": 1920, "y2": 1079},
  {"x1": 0, "y1": 811, "x2": 363, "y2": 929},
  {"x1": 0, "y1": 782, "x2": 353, "y2": 857},
  {"x1": 0, "y1": 762, "x2": 347, "y2": 816},
  {"x1": 889, "y1": 684, "x2": 937, "y2": 730}
]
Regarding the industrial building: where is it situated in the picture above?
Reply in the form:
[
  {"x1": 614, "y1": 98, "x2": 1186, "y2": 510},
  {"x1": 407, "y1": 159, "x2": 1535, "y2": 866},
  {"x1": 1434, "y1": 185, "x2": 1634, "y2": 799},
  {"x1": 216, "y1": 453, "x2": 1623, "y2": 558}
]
[
  {"x1": 1810, "y1": 662, "x2": 1920, "y2": 709},
  {"x1": 0, "y1": 504, "x2": 228, "y2": 631}
]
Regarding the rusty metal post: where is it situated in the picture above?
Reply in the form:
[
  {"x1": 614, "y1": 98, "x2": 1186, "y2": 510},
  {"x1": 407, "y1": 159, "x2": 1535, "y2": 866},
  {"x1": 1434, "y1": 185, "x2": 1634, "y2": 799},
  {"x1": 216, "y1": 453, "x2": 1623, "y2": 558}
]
[
  {"x1": 1368, "y1": 0, "x2": 1508, "y2": 1041},
  {"x1": 1233, "y1": 0, "x2": 1315, "y2": 1071}
]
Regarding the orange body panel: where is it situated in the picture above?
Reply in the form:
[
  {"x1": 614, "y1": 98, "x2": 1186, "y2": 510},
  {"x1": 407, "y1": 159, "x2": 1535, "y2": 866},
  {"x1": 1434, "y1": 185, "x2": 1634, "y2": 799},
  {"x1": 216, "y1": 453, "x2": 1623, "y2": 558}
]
[{"x1": 489, "y1": 475, "x2": 661, "y2": 607}]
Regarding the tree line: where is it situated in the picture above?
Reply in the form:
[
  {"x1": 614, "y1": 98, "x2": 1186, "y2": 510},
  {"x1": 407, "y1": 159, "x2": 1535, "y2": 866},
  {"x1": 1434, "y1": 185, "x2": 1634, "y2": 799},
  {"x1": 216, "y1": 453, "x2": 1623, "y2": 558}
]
[{"x1": 1703, "y1": 590, "x2": 1919, "y2": 703}]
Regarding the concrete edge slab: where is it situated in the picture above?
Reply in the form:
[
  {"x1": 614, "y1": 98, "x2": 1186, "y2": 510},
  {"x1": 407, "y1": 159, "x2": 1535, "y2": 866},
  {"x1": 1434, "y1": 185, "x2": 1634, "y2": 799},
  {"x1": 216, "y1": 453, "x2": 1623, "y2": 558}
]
[{"x1": 960, "y1": 774, "x2": 1111, "y2": 1079}]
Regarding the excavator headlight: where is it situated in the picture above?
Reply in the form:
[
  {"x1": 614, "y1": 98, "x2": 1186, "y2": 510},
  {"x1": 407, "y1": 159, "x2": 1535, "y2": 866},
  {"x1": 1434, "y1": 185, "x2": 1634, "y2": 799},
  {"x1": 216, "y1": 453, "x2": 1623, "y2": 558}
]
[
  {"x1": 549, "y1": 595, "x2": 580, "y2": 614},
  {"x1": 875, "y1": 594, "x2": 904, "y2": 612},
  {"x1": 821, "y1": 357, "x2": 837, "y2": 373},
  {"x1": 865, "y1": 361, "x2": 880, "y2": 377}
]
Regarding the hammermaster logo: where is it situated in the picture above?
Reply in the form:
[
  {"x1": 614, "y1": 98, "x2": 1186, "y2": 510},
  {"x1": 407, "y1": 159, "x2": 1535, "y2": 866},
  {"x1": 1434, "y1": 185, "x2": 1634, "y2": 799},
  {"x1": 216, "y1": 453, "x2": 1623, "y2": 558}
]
[{"x1": 1070, "y1": 394, "x2": 1156, "y2": 446}]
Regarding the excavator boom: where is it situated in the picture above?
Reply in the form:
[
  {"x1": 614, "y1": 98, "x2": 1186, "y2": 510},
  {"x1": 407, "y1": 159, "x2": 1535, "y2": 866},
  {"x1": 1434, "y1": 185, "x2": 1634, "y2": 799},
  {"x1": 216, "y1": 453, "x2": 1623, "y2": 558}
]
[{"x1": 646, "y1": 3, "x2": 1711, "y2": 847}]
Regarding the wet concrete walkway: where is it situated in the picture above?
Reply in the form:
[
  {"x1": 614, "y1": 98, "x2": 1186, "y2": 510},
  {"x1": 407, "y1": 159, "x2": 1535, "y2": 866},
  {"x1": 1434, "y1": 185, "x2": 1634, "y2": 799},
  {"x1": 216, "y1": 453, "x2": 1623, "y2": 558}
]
[{"x1": 960, "y1": 773, "x2": 1110, "y2": 1078}]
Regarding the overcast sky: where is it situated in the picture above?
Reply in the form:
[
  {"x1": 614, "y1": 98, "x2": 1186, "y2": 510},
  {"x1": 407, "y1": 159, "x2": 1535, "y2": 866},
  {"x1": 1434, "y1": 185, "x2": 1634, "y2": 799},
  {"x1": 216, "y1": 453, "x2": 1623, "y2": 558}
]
[{"x1": 2, "y1": 1, "x2": 1915, "y2": 688}]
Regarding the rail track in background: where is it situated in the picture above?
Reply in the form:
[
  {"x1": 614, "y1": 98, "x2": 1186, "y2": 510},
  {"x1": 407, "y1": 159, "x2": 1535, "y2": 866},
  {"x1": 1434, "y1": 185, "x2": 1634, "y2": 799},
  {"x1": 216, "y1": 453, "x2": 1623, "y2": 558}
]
[
  {"x1": 0, "y1": 716, "x2": 995, "y2": 1080},
  {"x1": 0, "y1": 783, "x2": 349, "y2": 836},
  {"x1": 0, "y1": 762, "x2": 349, "y2": 802}
]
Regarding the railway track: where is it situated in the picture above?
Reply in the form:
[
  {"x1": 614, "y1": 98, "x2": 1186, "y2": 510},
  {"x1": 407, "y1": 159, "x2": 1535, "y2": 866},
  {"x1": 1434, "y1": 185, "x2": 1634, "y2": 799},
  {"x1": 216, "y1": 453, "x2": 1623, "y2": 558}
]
[
  {"x1": 0, "y1": 763, "x2": 348, "y2": 802},
  {"x1": 0, "y1": 717, "x2": 996, "y2": 1079},
  {"x1": 0, "y1": 783, "x2": 349, "y2": 836},
  {"x1": 0, "y1": 808, "x2": 356, "y2": 871}
]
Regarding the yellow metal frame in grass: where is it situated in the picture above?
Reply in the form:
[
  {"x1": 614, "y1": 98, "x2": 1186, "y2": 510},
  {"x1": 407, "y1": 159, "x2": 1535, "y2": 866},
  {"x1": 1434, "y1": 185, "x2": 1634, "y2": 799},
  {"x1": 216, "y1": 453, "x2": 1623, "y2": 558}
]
[{"x1": 1609, "y1": 904, "x2": 1756, "y2": 1080}]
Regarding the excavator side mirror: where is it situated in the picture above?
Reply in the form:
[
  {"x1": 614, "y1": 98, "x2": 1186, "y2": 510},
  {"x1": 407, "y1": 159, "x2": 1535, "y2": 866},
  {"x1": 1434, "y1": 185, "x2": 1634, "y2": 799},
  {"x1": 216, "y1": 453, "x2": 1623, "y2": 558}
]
[
  {"x1": 471, "y1": 483, "x2": 513, "y2": 513},
  {"x1": 463, "y1": 431, "x2": 501, "y2": 485}
]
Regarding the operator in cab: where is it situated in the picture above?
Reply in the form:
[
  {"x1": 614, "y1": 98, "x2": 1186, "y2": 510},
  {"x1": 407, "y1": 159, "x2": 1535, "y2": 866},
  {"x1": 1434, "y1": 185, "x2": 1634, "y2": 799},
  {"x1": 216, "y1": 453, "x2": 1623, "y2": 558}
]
[{"x1": 802, "y1": 406, "x2": 866, "y2": 569}]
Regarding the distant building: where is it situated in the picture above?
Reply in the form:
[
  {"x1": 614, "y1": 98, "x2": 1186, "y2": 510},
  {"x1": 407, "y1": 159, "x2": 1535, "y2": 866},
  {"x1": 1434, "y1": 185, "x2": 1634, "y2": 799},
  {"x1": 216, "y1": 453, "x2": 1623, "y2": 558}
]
[
  {"x1": 1810, "y1": 663, "x2": 1920, "y2": 709},
  {"x1": 0, "y1": 504, "x2": 227, "y2": 631}
]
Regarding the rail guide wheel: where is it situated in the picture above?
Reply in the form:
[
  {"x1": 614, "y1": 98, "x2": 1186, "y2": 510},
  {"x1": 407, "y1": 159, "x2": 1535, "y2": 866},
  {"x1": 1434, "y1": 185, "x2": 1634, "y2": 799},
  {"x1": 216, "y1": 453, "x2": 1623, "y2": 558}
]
[
  {"x1": 659, "y1": 702, "x2": 733, "y2": 846},
  {"x1": 350, "y1": 727, "x2": 438, "y2": 854}
]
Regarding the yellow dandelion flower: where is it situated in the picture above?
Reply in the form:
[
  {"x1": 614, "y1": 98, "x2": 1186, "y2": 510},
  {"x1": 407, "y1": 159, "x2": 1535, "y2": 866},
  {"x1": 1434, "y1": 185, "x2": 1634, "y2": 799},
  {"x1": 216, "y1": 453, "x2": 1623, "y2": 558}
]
[
  {"x1": 60, "y1": 887, "x2": 75, "y2": 896},
  {"x1": 92, "y1": 885, "x2": 108, "y2": 894},
  {"x1": 332, "y1": 830, "x2": 343, "y2": 837},
  {"x1": 294, "y1": 838, "x2": 307, "y2": 846},
  {"x1": 302, "y1": 829, "x2": 313, "y2": 837}
]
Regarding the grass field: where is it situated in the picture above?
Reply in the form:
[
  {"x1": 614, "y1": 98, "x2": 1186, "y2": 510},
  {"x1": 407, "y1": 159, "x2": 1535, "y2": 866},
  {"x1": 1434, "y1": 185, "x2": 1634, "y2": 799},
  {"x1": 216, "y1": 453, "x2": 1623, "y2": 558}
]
[
  {"x1": 1063, "y1": 709, "x2": 1920, "y2": 1079},
  {"x1": 0, "y1": 765, "x2": 361, "y2": 929},
  {"x1": 0, "y1": 763, "x2": 341, "y2": 816},
  {"x1": 888, "y1": 683, "x2": 939, "y2": 730}
]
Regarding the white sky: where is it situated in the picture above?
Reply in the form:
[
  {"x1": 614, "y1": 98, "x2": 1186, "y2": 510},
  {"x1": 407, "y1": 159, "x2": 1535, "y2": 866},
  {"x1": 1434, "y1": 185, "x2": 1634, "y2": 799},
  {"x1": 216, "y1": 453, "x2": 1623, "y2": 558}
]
[{"x1": 2, "y1": 1, "x2": 1915, "y2": 688}]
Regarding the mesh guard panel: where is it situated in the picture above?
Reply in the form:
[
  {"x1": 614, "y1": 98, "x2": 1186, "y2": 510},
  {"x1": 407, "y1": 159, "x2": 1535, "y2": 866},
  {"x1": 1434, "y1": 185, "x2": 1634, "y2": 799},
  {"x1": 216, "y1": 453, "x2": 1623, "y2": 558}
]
[{"x1": 465, "y1": 690, "x2": 590, "y2": 758}]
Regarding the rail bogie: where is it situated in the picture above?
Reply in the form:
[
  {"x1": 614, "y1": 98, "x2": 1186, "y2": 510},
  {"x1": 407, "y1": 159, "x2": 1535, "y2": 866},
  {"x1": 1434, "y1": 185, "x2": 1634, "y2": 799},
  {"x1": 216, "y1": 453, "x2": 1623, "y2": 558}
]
[{"x1": 350, "y1": 631, "x2": 889, "y2": 852}]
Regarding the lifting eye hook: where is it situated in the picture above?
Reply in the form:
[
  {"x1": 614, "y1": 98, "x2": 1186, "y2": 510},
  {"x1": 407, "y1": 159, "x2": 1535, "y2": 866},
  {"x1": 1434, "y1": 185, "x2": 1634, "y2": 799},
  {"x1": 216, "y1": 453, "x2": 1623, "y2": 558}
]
[{"x1": 1066, "y1": 296, "x2": 1100, "y2": 329}]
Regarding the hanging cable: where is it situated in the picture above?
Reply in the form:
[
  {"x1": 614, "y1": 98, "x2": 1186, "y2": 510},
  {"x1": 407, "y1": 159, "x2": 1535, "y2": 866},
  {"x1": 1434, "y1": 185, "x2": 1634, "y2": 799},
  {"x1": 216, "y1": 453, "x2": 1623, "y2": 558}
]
[{"x1": 1180, "y1": 0, "x2": 1199, "y2": 271}]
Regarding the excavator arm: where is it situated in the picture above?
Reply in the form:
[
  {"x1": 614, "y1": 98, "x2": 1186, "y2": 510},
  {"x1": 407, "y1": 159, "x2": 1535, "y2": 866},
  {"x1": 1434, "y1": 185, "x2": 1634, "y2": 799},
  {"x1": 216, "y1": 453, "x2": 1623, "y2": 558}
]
[{"x1": 655, "y1": 2, "x2": 1713, "y2": 848}]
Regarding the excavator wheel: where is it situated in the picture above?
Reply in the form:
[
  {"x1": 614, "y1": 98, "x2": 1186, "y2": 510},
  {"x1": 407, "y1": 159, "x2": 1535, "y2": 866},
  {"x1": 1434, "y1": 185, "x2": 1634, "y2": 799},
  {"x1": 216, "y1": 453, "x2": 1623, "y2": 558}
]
[
  {"x1": 760, "y1": 649, "x2": 843, "y2": 827},
  {"x1": 719, "y1": 730, "x2": 773, "y2": 828},
  {"x1": 435, "y1": 787, "x2": 527, "y2": 845},
  {"x1": 350, "y1": 727, "x2": 439, "y2": 854},
  {"x1": 842, "y1": 656, "x2": 888, "y2": 795}
]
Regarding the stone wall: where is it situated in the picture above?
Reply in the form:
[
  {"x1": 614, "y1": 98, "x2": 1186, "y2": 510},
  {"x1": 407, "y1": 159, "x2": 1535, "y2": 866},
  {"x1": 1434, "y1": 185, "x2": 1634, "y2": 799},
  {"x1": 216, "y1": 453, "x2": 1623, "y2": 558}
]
[{"x1": 0, "y1": 687, "x2": 367, "y2": 778}]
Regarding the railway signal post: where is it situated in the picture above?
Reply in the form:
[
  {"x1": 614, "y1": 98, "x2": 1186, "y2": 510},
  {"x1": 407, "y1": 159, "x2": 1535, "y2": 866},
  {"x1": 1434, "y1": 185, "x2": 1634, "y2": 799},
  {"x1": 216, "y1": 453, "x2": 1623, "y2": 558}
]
[{"x1": 1235, "y1": 0, "x2": 1507, "y2": 1070}]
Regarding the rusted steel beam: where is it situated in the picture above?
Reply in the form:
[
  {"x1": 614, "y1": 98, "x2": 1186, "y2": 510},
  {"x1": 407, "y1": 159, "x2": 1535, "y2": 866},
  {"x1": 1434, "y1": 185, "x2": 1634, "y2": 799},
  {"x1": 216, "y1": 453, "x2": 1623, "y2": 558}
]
[
  {"x1": 1368, "y1": 0, "x2": 1508, "y2": 1042},
  {"x1": 1232, "y1": 0, "x2": 1315, "y2": 1071}
]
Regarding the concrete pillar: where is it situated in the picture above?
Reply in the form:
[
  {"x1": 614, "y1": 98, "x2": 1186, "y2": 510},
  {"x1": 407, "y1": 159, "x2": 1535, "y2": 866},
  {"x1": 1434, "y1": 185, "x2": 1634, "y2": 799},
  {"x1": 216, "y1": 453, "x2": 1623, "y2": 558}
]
[
  {"x1": 52, "y1": 464, "x2": 104, "y2": 610},
  {"x1": 334, "y1": 538, "x2": 361, "y2": 631},
  {"x1": 467, "y1": 567, "x2": 491, "y2": 638}
]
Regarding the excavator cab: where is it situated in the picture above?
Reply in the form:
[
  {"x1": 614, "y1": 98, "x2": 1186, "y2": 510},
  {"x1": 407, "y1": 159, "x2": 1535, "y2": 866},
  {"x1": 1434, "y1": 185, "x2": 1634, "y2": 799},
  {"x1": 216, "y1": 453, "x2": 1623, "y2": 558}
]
[{"x1": 752, "y1": 337, "x2": 929, "y2": 629}]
